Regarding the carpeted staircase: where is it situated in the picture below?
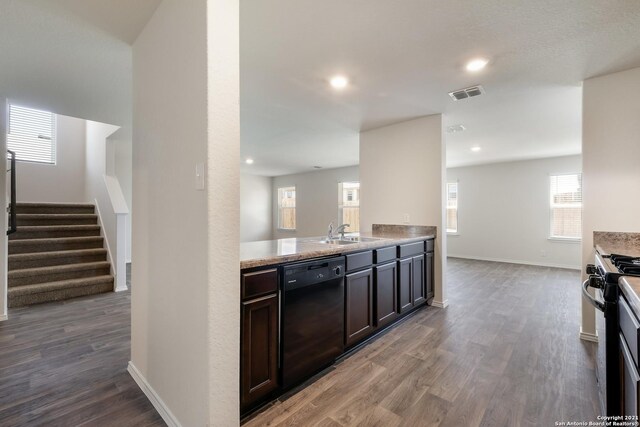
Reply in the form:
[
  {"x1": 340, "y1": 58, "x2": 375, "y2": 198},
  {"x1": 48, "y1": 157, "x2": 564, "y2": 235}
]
[{"x1": 8, "y1": 203, "x2": 114, "y2": 308}]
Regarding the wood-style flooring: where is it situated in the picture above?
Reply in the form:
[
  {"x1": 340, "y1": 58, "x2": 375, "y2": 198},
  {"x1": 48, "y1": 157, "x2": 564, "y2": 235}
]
[
  {"x1": 0, "y1": 265, "x2": 165, "y2": 426},
  {"x1": 244, "y1": 258, "x2": 600, "y2": 427},
  {"x1": 0, "y1": 259, "x2": 599, "y2": 426}
]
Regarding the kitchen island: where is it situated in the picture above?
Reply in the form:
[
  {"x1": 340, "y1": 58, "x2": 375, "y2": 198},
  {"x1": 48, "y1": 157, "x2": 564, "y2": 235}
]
[{"x1": 239, "y1": 224, "x2": 437, "y2": 415}]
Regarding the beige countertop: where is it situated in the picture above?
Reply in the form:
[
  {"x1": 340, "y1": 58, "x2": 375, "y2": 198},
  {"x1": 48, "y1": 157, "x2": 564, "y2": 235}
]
[
  {"x1": 240, "y1": 224, "x2": 436, "y2": 269},
  {"x1": 594, "y1": 231, "x2": 640, "y2": 258},
  {"x1": 620, "y1": 276, "x2": 640, "y2": 317}
]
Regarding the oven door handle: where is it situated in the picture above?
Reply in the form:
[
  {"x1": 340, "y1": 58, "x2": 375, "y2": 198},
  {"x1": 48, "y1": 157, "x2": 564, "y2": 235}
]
[{"x1": 582, "y1": 279, "x2": 605, "y2": 312}]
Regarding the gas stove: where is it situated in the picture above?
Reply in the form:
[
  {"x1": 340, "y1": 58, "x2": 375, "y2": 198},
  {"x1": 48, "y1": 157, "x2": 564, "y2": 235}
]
[{"x1": 609, "y1": 254, "x2": 640, "y2": 275}]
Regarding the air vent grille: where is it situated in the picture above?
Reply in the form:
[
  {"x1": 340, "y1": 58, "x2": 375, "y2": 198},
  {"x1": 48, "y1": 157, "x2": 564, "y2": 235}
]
[{"x1": 448, "y1": 85, "x2": 484, "y2": 101}]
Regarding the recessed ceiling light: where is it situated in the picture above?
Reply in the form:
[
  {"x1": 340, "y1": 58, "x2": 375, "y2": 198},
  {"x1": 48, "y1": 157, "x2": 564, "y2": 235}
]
[
  {"x1": 470, "y1": 146, "x2": 481, "y2": 152},
  {"x1": 465, "y1": 58, "x2": 489, "y2": 72},
  {"x1": 245, "y1": 158, "x2": 254, "y2": 164},
  {"x1": 329, "y1": 75, "x2": 349, "y2": 90}
]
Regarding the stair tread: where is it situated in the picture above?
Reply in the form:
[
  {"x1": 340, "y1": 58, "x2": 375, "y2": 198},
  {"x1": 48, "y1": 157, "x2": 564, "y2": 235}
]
[
  {"x1": 14, "y1": 225, "x2": 100, "y2": 230},
  {"x1": 9, "y1": 261, "x2": 111, "y2": 277},
  {"x1": 16, "y1": 214, "x2": 97, "y2": 218},
  {"x1": 8, "y1": 275, "x2": 114, "y2": 296},
  {"x1": 9, "y1": 248, "x2": 107, "y2": 260},
  {"x1": 16, "y1": 202, "x2": 95, "y2": 208},
  {"x1": 9, "y1": 236, "x2": 103, "y2": 245}
]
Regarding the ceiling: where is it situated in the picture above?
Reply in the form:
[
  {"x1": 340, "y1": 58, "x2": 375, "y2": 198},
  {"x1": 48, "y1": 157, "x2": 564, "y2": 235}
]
[
  {"x1": 0, "y1": 0, "x2": 160, "y2": 127},
  {"x1": 240, "y1": 0, "x2": 640, "y2": 176}
]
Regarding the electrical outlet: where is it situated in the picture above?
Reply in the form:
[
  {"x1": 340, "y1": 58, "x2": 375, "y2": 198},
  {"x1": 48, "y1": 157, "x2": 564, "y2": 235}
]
[
  {"x1": 540, "y1": 250, "x2": 547, "y2": 258},
  {"x1": 402, "y1": 213, "x2": 410, "y2": 224},
  {"x1": 195, "y1": 163, "x2": 205, "y2": 190}
]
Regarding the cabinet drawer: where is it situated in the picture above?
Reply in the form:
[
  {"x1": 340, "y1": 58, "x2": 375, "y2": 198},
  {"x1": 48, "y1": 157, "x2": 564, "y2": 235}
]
[
  {"x1": 374, "y1": 246, "x2": 397, "y2": 264},
  {"x1": 346, "y1": 251, "x2": 373, "y2": 272},
  {"x1": 621, "y1": 332, "x2": 640, "y2": 416},
  {"x1": 425, "y1": 239, "x2": 434, "y2": 253},
  {"x1": 398, "y1": 241, "x2": 424, "y2": 258},
  {"x1": 620, "y1": 296, "x2": 640, "y2": 367},
  {"x1": 242, "y1": 268, "x2": 278, "y2": 301}
]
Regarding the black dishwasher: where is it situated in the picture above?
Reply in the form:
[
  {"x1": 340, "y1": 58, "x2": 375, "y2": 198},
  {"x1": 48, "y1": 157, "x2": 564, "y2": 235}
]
[{"x1": 281, "y1": 256, "x2": 345, "y2": 389}]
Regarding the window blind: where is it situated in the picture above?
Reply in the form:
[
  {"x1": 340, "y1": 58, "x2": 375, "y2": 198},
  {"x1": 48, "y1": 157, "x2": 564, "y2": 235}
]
[
  {"x1": 338, "y1": 182, "x2": 360, "y2": 232},
  {"x1": 7, "y1": 105, "x2": 56, "y2": 164},
  {"x1": 278, "y1": 186, "x2": 296, "y2": 230},
  {"x1": 550, "y1": 174, "x2": 582, "y2": 239},
  {"x1": 446, "y1": 182, "x2": 458, "y2": 233}
]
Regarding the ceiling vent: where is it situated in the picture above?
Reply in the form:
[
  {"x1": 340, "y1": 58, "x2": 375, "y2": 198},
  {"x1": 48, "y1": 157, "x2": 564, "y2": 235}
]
[{"x1": 448, "y1": 85, "x2": 484, "y2": 101}]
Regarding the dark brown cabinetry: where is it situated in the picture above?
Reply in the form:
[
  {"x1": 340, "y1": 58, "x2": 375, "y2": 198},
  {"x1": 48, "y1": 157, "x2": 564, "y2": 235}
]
[
  {"x1": 426, "y1": 251, "x2": 434, "y2": 299},
  {"x1": 398, "y1": 257, "x2": 413, "y2": 313},
  {"x1": 621, "y1": 332, "x2": 640, "y2": 416},
  {"x1": 374, "y1": 261, "x2": 397, "y2": 328},
  {"x1": 345, "y1": 268, "x2": 374, "y2": 347},
  {"x1": 240, "y1": 269, "x2": 279, "y2": 411},
  {"x1": 412, "y1": 254, "x2": 426, "y2": 305}
]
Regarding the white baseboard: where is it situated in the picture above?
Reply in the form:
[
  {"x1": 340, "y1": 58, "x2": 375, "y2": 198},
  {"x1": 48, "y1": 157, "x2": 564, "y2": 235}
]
[
  {"x1": 127, "y1": 361, "x2": 181, "y2": 427},
  {"x1": 579, "y1": 328, "x2": 598, "y2": 343},
  {"x1": 114, "y1": 285, "x2": 129, "y2": 292},
  {"x1": 431, "y1": 299, "x2": 449, "y2": 309},
  {"x1": 0, "y1": 314, "x2": 7, "y2": 322},
  {"x1": 447, "y1": 254, "x2": 581, "y2": 271}
]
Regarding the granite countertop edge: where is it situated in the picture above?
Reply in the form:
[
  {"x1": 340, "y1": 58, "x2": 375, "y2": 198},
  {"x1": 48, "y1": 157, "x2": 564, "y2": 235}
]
[
  {"x1": 620, "y1": 276, "x2": 640, "y2": 318},
  {"x1": 240, "y1": 233, "x2": 436, "y2": 270}
]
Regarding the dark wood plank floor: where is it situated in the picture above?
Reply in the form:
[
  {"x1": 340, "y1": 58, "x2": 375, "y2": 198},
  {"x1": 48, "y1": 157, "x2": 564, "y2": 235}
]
[
  {"x1": 245, "y1": 258, "x2": 600, "y2": 427},
  {"x1": 0, "y1": 264, "x2": 165, "y2": 427},
  {"x1": 0, "y1": 259, "x2": 599, "y2": 426}
]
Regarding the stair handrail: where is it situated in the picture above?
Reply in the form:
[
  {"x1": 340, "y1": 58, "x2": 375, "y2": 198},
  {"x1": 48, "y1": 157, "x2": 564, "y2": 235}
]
[{"x1": 7, "y1": 150, "x2": 17, "y2": 235}]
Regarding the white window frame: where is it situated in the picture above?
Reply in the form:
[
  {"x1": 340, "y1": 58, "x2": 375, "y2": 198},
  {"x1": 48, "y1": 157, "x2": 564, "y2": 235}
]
[
  {"x1": 446, "y1": 181, "x2": 459, "y2": 235},
  {"x1": 338, "y1": 182, "x2": 360, "y2": 233},
  {"x1": 277, "y1": 186, "x2": 296, "y2": 230},
  {"x1": 7, "y1": 104, "x2": 57, "y2": 165},
  {"x1": 548, "y1": 173, "x2": 582, "y2": 242}
]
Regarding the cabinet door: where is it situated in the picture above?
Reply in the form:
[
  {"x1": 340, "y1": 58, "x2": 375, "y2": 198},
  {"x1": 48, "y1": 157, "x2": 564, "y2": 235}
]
[
  {"x1": 374, "y1": 262, "x2": 397, "y2": 328},
  {"x1": 345, "y1": 268, "x2": 374, "y2": 347},
  {"x1": 398, "y1": 258, "x2": 413, "y2": 314},
  {"x1": 241, "y1": 294, "x2": 279, "y2": 410},
  {"x1": 412, "y1": 254, "x2": 426, "y2": 305},
  {"x1": 621, "y1": 333, "x2": 640, "y2": 417},
  {"x1": 426, "y1": 251, "x2": 434, "y2": 299}
]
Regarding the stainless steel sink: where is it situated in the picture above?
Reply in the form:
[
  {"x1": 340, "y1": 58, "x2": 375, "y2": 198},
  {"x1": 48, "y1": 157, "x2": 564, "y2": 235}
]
[
  {"x1": 340, "y1": 236, "x2": 383, "y2": 242},
  {"x1": 314, "y1": 239, "x2": 359, "y2": 245},
  {"x1": 312, "y1": 236, "x2": 383, "y2": 245}
]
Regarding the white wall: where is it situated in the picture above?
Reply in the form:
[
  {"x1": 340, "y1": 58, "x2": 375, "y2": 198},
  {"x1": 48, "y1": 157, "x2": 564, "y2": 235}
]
[
  {"x1": 109, "y1": 130, "x2": 132, "y2": 262},
  {"x1": 241, "y1": 173, "x2": 272, "y2": 242},
  {"x1": 360, "y1": 115, "x2": 447, "y2": 307},
  {"x1": 581, "y1": 66, "x2": 640, "y2": 338},
  {"x1": 447, "y1": 155, "x2": 582, "y2": 269},
  {"x1": 272, "y1": 166, "x2": 359, "y2": 239},
  {"x1": 132, "y1": 0, "x2": 239, "y2": 425},
  {"x1": 1, "y1": 99, "x2": 7, "y2": 320},
  {"x1": 17, "y1": 114, "x2": 86, "y2": 203}
]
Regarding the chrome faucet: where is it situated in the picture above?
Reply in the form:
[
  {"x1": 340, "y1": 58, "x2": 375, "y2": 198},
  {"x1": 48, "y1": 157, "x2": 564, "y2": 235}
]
[{"x1": 328, "y1": 222, "x2": 350, "y2": 240}]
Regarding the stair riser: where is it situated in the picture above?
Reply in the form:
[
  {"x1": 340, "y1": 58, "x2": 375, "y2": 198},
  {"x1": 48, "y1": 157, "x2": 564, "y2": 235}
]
[
  {"x1": 17, "y1": 217, "x2": 98, "y2": 226},
  {"x1": 8, "y1": 282, "x2": 113, "y2": 308},
  {"x1": 9, "y1": 267, "x2": 111, "y2": 287},
  {"x1": 9, "y1": 228, "x2": 101, "y2": 240},
  {"x1": 9, "y1": 239, "x2": 104, "y2": 254},
  {"x1": 16, "y1": 206, "x2": 95, "y2": 215},
  {"x1": 9, "y1": 253, "x2": 108, "y2": 270}
]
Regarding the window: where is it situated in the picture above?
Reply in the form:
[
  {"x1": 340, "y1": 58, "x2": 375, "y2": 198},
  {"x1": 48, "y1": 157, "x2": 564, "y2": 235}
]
[
  {"x1": 278, "y1": 186, "x2": 296, "y2": 230},
  {"x1": 338, "y1": 182, "x2": 360, "y2": 232},
  {"x1": 7, "y1": 105, "x2": 57, "y2": 164},
  {"x1": 550, "y1": 173, "x2": 582, "y2": 240},
  {"x1": 446, "y1": 182, "x2": 458, "y2": 233}
]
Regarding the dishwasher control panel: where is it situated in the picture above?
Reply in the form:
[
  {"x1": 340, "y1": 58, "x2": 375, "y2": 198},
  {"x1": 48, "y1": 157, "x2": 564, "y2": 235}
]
[{"x1": 283, "y1": 256, "x2": 346, "y2": 291}]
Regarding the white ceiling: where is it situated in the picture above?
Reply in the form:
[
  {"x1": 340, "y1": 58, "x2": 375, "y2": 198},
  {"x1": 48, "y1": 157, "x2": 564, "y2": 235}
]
[
  {"x1": 0, "y1": 0, "x2": 160, "y2": 127},
  {"x1": 241, "y1": 0, "x2": 640, "y2": 176}
]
